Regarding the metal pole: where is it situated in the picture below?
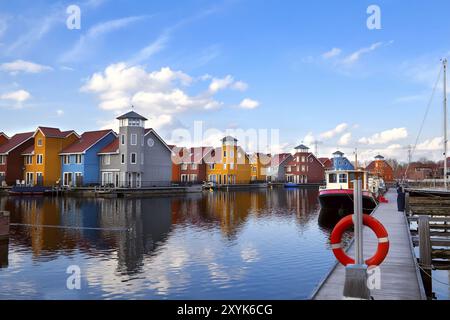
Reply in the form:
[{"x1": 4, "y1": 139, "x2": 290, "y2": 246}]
[
  {"x1": 444, "y1": 58, "x2": 448, "y2": 190},
  {"x1": 353, "y1": 179, "x2": 363, "y2": 265}
]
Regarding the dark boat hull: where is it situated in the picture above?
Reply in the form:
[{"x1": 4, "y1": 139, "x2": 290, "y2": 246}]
[{"x1": 319, "y1": 189, "x2": 378, "y2": 216}]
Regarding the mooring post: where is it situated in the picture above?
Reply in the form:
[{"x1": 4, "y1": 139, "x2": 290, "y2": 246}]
[
  {"x1": 405, "y1": 192, "x2": 410, "y2": 216},
  {"x1": 343, "y1": 179, "x2": 371, "y2": 300},
  {"x1": 418, "y1": 215, "x2": 432, "y2": 298}
]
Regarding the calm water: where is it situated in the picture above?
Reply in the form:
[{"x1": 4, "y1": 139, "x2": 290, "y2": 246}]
[{"x1": 0, "y1": 189, "x2": 346, "y2": 299}]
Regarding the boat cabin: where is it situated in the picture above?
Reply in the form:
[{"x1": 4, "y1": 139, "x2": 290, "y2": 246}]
[{"x1": 323, "y1": 170, "x2": 369, "y2": 191}]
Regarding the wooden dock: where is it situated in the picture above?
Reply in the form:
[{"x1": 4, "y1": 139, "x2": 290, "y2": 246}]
[{"x1": 312, "y1": 189, "x2": 427, "y2": 300}]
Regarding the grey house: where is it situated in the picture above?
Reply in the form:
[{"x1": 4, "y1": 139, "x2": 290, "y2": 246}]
[
  {"x1": 98, "y1": 111, "x2": 172, "y2": 187},
  {"x1": 267, "y1": 153, "x2": 293, "y2": 182}
]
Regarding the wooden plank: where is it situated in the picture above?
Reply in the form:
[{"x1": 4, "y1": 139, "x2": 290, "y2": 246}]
[
  {"x1": 418, "y1": 216, "x2": 432, "y2": 297},
  {"x1": 312, "y1": 190, "x2": 425, "y2": 300}
]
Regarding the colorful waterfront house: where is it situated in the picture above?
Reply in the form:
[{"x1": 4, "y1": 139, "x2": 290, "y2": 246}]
[
  {"x1": 332, "y1": 151, "x2": 355, "y2": 171},
  {"x1": 22, "y1": 127, "x2": 79, "y2": 186},
  {"x1": 250, "y1": 153, "x2": 272, "y2": 182},
  {"x1": 171, "y1": 146, "x2": 213, "y2": 184},
  {"x1": 0, "y1": 133, "x2": 8, "y2": 146},
  {"x1": 98, "y1": 110, "x2": 172, "y2": 187},
  {"x1": 0, "y1": 132, "x2": 34, "y2": 185},
  {"x1": 206, "y1": 136, "x2": 252, "y2": 185},
  {"x1": 266, "y1": 153, "x2": 292, "y2": 182},
  {"x1": 284, "y1": 144, "x2": 325, "y2": 184},
  {"x1": 365, "y1": 155, "x2": 394, "y2": 182},
  {"x1": 59, "y1": 130, "x2": 117, "y2": 187}
]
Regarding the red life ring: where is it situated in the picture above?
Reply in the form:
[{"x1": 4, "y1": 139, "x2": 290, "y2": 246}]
[{"x1": 330, "y1": 215, "x2": 389, "y2": 266}]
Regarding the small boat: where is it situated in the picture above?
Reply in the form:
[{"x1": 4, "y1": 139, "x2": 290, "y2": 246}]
[
  {"x1": 8, "y1": 186, "x2": 50, "y2": 196},
  {"x1": 284, "y1": 182, "x2": 299, "y2": 188},
  {"x1": 319, "y1": 169, "x2": 378, "y2": 218}
]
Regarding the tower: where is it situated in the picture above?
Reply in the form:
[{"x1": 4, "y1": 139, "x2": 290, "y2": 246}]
[{"x1": 117, "y1": 110, "x2": 147, "y2": 188}]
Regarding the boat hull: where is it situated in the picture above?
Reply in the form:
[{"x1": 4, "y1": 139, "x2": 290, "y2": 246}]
[{"x1": 319, "y1": 189, "x2": 378, "y2": 215}]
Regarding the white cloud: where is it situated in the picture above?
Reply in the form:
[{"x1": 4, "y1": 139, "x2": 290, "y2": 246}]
[
  {"x1": 83, "y1": 63, "x2": 251, "y2": 129},
  {"x1": 338, "y1": 132, "x2": 352, "y2": 146},
  {"x1": 359, "y1": 127, "x2": 408, "y2": 145},
  {"x1": 56, "y1": 109, "x2": 64, "y2": 116},
  {"x1": 322, "y1": 48, "x2": 341, "y2": 59},
  {"x1": 0, "y1": 60, "x2": 53, "y2": 74},
  {"x1": 61, "y1": 16, "x2": 146, "y2": 62},
  {"x1": 239, "y1": 98, "x2": 260, "y2": 109},
  {"x1": 320, "y1": 123, "x2": 348, "y2": 139},
  {"x1": 1, "y1": 89, "x2": 31, "y2": 102},
  {"x1": 416, "y1": 137, "x2": 443, "y2": 151},
  {"x1": 342, "y1": 42, "x2": 384, "y2": 65},
  {"x1": 303, "y1": 132, "x2": 315, "y2": 146},
  {"x1": 209, "y1": 75, "x2": 248, "y2": 93}
]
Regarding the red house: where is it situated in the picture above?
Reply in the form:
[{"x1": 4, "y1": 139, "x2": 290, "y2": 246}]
[
  {"x1": 365, "y1": 155, "x2": 394, "y2": 182},
  {"x1": 0, "y1": 132, "x2": 34, "y2": 185},
  {"x1": 284, "y1": 144, "x2": 325, "y2": 184},
  {"x1": 318, "y1": 157, "x2": 333, "y2": 170},
  {"x1": 171, "y1": 146, "x2": 213, "y2": 184}
]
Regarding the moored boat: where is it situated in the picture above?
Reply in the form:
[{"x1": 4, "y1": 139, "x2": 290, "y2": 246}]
[{"x1": 319, "y1": 169, "x2": 378, "y2": 218}]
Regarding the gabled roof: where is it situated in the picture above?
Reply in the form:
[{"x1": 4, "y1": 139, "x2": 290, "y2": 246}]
[
  {"x1": 98, "y1": 138, "x2": 119, "y2": 155},
  {"x1": 307, "y1": 153, "x2": 325, "y2": 167},
  {"x1": 270, "y1": 153, "x2": 292, "y2": 167},
  {"x1": 0, "y1": 132, "x2": 9, "y2": 140},
  {"x1": 116, "y1": 110, "x2": 147, "y2": 121},
  {"x1": 333, "y1": 150, "x2": 344, "y2": 156},
  {"x1": 318, "y1": 157, "x2": 331, "y2": 164},
  {"x1": 21, "y1": 144, "x2": 35, "y2": 155},
  {"x1": 60, "y1": 130, "x2": 116, "y2": 155},
  {"x1": 375, "y1": 154, "x2": 385, "y2": 160},
  {"x1": 34, "y1": 126, "x2": 79, "y2": 139},
  {"x1": 0, "y1": 132, "x2": 34, "y2": 155},
  {"x1": 144, "y1": 128, "x2": 172, "y2": 152},
  {"x1": 172, "y1": 146, "x2": 214, "y2": 164}
]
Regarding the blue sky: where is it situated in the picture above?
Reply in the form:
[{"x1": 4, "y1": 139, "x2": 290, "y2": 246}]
[{"x1": 0, "y1": 0, "x2": 449, "y2": 162}]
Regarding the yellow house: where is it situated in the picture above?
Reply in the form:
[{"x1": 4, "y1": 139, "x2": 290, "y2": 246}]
[
  {"x1": 23, "y1": 127, "x2": 79, "y2": 186},
  {"x1": 206, "y1": 136, "x2": 251, "y2": 185},
  {"x1": 250, "y1": 153, "x2": 271, "y2": 182}
]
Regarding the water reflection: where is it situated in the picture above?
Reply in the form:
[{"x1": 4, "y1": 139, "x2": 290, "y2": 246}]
[{"x1": 0, "y1": 188, "x2": 341, "y2": 299}]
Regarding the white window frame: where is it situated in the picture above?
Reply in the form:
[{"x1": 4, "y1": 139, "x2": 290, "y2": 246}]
[
  {"x1": 191, "y1": 164, "x2": 198, "y2": 170},
  {"x1": 36, "y1": 154, "x2": 43, "y2": 164},
  {"x1": 130, "y1": 153, "x2": 137, "y2": 164},
  {"x1": 103, "y1": 154, "x2": 111, "y2": 165},
  {"x1": 0, "y1": 155, "x2": 5, "y2": 165},
  {"x1": 181, "y1": 164, "x2": 188, "y2": 171},
  {"x1": 37, "y1": 139, "x2": 43, "y2": 146},
  {"x1": 131, "y1": 134, "x2": 137, "y2": 146},
  {"x1": 75, "y1": 154, "x2": 82, "y2": 164},
  {"x1": 121, "y1": 154, "x2": 126, "y2": 164},
  {"x1": 25, "y1": 155, "x2": 33, "y2": 165},
  {"x1": 121, "y1": 134, "x2": 125, "y2": 145}
]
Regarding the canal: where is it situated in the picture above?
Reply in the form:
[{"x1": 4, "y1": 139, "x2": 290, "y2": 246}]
[{"x1": 0, "y1": 188, "x2": 350, "y2": 299}]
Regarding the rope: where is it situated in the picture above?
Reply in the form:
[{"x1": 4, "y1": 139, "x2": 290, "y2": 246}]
[
  {"x1": 417, "y1": 263, "x2": 450, "y2": 287},
  {"x1": 403, "y1": 64, "x2": 443, "y2": 181}
]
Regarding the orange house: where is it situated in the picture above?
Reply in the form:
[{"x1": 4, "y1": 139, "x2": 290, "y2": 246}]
[
  {"x1": 22, "y1": 127, "x2": 79, "y2": 186},
  {"x1": 365, "y1": 155, "x2": 394, "y2": 183}
]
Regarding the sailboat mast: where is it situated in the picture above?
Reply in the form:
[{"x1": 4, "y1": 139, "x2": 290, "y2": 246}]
[{"x1": 444, "y1": 58, "x2": 448, "y2": 189}]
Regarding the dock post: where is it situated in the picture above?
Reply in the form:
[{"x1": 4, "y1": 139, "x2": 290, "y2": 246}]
[
  {"x1": 405, "y1": 192, "x2": 410, "y2": 216},
  {"x1": 343, "y1": 179, "x2": 371, "y2": 300},
  {"x1": 418, "y1": 215, "x2": 432, "y2": 298}
]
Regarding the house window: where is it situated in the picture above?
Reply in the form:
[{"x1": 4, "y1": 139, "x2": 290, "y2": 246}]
[
  {"x1": 141, "y1": 153, "x2": 144, "y2": 165},
  {"x1": 131, "y1": 134, "x2": 137, "y2": 145},
  {"x1": 223, "y1": 164, "x2": 227, "y2": 170},
  {"x1": 75, "y1": 154, "x2": 82, "y2": 164},
  {"x1": 301, "y1": 165, "x2": 306, "y2": 172},
  {"x1": 36, "y1": 154, "x2": 43, "y2": 164},
  {"x1": 328, "y1": 173, "x2": 337, "y2": 183},
  {"x1": 121, "y1": 154, "x2": 125, "y2": 164},
  {"x1": 252, "y1": 166, "x2": 257, "y2": 172},
  {"x1": 103, "y1": 155, "x2": 111, "y2": 165},
  {"x1": 223, "y1": 151, "x2": 227, "y2": 157},
  {"x1": 0, "y1": 155, "x2": 5, "y2": 165},
  {"x1": 181, "y1": 174, "x2": 188, "y2": 182},
  {"x1": 230, "y1": 150, "x2": 234, "y2": 157},
  {"x1": 191, "y1": 164, "x2": 197, "y2": 170},
  {"x1": 37, "y1": 139, "x2": 43, "y2": 146},
  {"x1": 302, "y1": 156, "x2": 306, "y2": 162},
  {"x1": 121, "y1": 134, "x2": 125, "y2": 145},
  {"x1": 190, "y1": 174, "x2": 197, "y2": 182},
  {"x1": 209, "y1": 164, "x2": 215, "y2": 170},
  {"x1": 25, "y1": 155, "x2": 33, "y2": 165},
  {"x1": 63, "y1": 155, "x2": 70, "y2": 164},
  {"x1": 230, "y1": 164, "x2": 234, "y2": 170},
  {"x1": 339, "y1": 174, "x2": 347, "y2": 183},
  {"x1": 74, "y1": 172, "x2": 83, "y2": 185},
  {"x1": 130, "y1": 153, "x2": 137, "y2": 164},
  {"x1": 286, "y1": 166, "x2": 291, "y2": 173},
  {"x1": 181, "y1": 164, "x2": 188, "y2": 171}
]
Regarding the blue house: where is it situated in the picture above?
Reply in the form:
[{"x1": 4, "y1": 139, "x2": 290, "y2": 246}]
[
  {"x1": 60, "y1": 130, "x2": 117, "y2": 186},
  {"x1": 332, "y1": 151, "x2": 355, "y2": 170}
]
